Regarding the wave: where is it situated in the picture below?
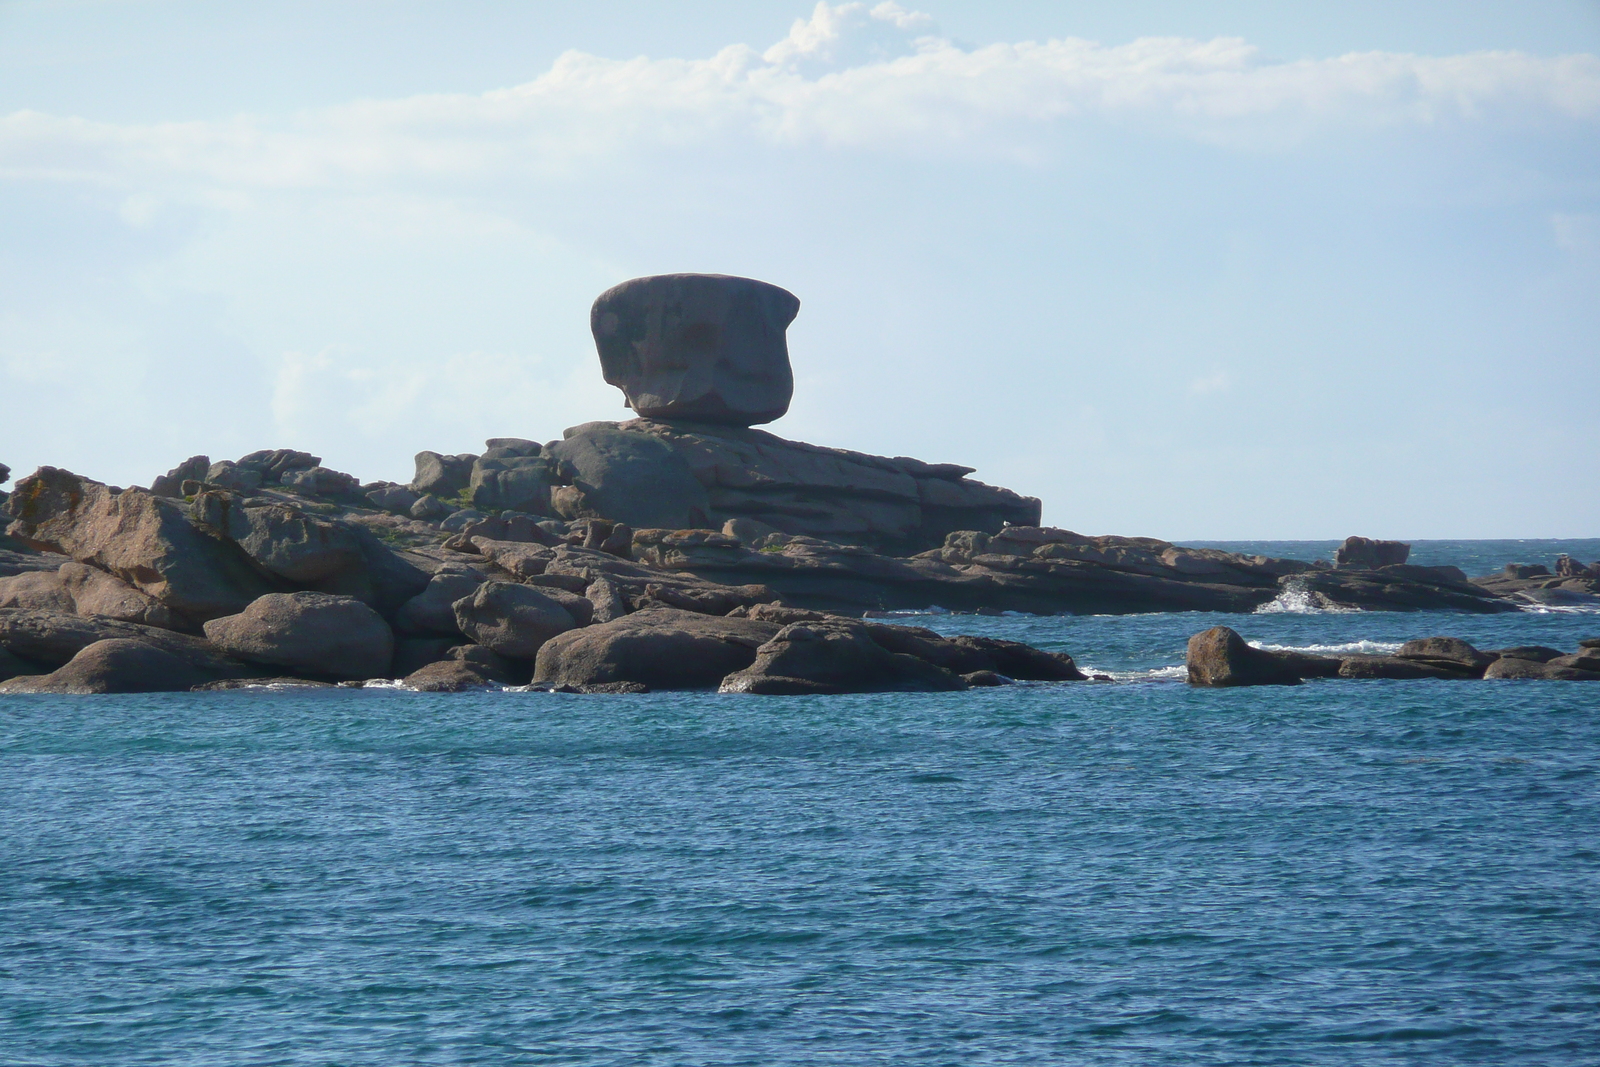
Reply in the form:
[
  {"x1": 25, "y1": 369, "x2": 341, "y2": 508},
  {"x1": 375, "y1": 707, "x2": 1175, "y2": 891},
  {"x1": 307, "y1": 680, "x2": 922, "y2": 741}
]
[
  {"x1": 1252, "y1": 640, "x2": 1402, "y2": 656},
  {"x1": 1080, "y1": 665, "x2": 1187, "y2": 683},
  {"x1": 1254, "y1": 588, "x2": 1360, "y2": 615}
]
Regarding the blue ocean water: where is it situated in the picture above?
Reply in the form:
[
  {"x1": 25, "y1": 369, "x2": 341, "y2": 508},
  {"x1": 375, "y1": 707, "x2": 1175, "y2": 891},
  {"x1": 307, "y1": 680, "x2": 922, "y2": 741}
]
[{"x1": 3, "y1": 542, "x2": 1600, "y2": 1065}]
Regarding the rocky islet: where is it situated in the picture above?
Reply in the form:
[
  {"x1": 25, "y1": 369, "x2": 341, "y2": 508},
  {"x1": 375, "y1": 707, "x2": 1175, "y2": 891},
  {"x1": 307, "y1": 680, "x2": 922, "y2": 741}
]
[{"x1": 2, "y1": 274, "x2": 1596, "y2": 694}]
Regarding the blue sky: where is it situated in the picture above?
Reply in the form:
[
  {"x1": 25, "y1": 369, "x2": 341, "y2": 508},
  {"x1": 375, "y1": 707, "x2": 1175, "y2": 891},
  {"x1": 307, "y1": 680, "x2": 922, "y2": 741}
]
[{"x1": 2, "y1": 1, "x2": 1597, "y2": 538}]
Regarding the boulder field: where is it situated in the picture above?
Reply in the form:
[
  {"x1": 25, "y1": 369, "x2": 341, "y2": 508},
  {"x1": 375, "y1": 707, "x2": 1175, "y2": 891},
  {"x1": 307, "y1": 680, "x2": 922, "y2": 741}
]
[
  {"x1": 0, "y1": 273, "x2": 1586, "y2": 694},
  {"x1": 1187, "y1": 627, "x2": 1600, "y2": 686}
]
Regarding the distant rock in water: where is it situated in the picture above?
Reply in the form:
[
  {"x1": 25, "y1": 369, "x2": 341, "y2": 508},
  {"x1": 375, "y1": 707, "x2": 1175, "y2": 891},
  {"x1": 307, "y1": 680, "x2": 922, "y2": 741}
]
[
  {"x1": 591, "y1": 274, "x2": 799, "y2": 426},
  {"x1": 1334, "y1": 536, "x2": 1409, "y2": 569}
]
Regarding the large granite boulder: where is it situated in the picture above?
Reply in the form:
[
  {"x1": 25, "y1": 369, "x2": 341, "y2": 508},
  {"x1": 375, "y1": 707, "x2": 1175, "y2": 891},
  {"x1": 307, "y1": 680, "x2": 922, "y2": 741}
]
[
  {"x1": 191, "y1": 491, "x2": 364, "y2": 584},
  {"x1": 591, "y1": 274, "x2": 799, "y2": 426},
  {"x1": 4, "y1": 468, "x2": 274, "y2": 624},
  {"x1": 0, "y1": 607, "x2": 254, "y2": 677},
  {"x1": 451, "y1": 581, "x2": 586, "y2": 659},
  {"x1": 547, "y1": 426, "x2": 711, "y2": 531},
  {"x1": 0, "y1": 638, "x2": 210, "y2": 694},
  {"x1": 720, "y1": 619, "x2": 968, "y2": 695},
  {"x1": 203, "y1": 592, "x2": 393, "y2": 680},
  {"x1": 411, "y1": 450, "x2": 477, "y2": 498},
  {"x1": 533, "y1": 607, "x2": 780, "y2": 690}
]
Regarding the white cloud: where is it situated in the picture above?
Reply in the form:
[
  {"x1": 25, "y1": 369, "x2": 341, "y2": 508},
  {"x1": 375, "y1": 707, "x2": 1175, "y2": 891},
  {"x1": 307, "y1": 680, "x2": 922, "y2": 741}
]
[{"x1": 2, "y1": 4, "x2": 1596, "y2": 200}]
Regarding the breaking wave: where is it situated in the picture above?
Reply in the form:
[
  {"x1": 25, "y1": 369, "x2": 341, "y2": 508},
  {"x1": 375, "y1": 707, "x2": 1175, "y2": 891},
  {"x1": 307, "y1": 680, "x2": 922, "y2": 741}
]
[{"x1": 1252, "y1": 640, "x2": 1402, "y2": 656}]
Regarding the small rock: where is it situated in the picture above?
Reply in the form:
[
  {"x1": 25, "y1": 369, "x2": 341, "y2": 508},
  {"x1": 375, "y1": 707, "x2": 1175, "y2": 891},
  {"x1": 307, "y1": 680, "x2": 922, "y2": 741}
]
[
  {"x1": 366, "y1": 484, "x2": 421, "y2": 514},
  {"x1": 534, "y1": 607, "x2": 779, "y2": 690},
  {"x1": 203, "y1": 461, "x2": 264, "y2": 492},
  {"x1": 281, "y1": 466, "x2": 360, "y2": 499},
  {"x1": 1483, "y1": 646, "x2": 1565, "y2": 664},
  {"x1": 395, "y1": 570, "x2": 485, "y2": 636},
  {"x1": 719, "y1": 620, "x2": 966, "y2": 695},
  {"x1": 409, "y1": 494, "x2": 453, "y2": 521},
  {"x1": 961, "y1": 670, "x2": 1013, "y2": 687},
  {"x1": 1484, "y1": 658, "x2": 1600, "y2": 681},
  {"x1": 410, "y1": 451, "x2": 478, "y2": 498},
  {"x1": 441, "y1": 509, "x2": 487, "y2": 532},
  {"x1": 150, "y1": 456, "x2": 209, "y2": 498},
  {"x1": 1185, "y1": 626, "x2": 1309, "y2": 687},
  {"x1": 1337, "y1": 656, "x2": 1474, "y2": 680}
]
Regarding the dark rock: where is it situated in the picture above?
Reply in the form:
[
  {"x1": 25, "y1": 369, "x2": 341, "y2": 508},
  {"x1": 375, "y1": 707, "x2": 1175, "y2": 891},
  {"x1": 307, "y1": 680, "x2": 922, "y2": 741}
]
[
  {"x1": 441, "y1": 509, "x2": 486, "y2": 532},
  {"x1": 0, "y1": 608, "x2": 255, "y2": 677},
  {"x1": 1277, "y1": 567, "x2": 1515, "y2": 614},
  {"x1": 402, "y1": 645, "x2": 522, "y2": 691},
  {"x1": 203, "y1": 461, "x2": 264, "y2": 492},
  {"x1": 1334, "y1": 536, "x2": 1410, "y2": 569},
  {"x1": 1483, "y1": 646, "x2": 1565, "y2": 663},
  {"x1": 409, "y1": 494, "x2": 453, "y2": 522},
  {"x1": 451, "y1": 581, "x2": 583, "y2": 659},
  {"x1": 1394, "y1": 636, "x2": 1493, "y2": 676},
  {"x1": 533, "y1": 607, "x2": 780, "y2": 690},
  {"x1": 5, "y1": 468, "x2": 273, "y2": 624},
  {"x1": 585, "y1": 577, "x2": 630, "y2": 624},
  {"x1": 366, "y1": 484, "x2": 421, "y2": 514},
  {"x1": 0, "y1": 547, "x2": 68, "y2": 579},
  {"x1": 719, "y1": 619, "x2": 967, "y2": 695},
  {"x1": 1550, "y1": 650, "x2": 1600, "y2": 672},
  {"x1": 1554, "y1": 555, "x2": 1589, "y2": 578},
  {"x1": 1503, "y1": 563, "x2": 1551, "y2": 579},
  {"x1": 203, "y1": 592, "x2": 393, "y2": 680},
  {"x1": 1186, "y1": 627, "x2": 1309, "y2": 687},
  {"x1": 591, "y1": 273, "x2": 799, "y2": 425},
  {"x1": 0, "y1": 645, "x2": 46, "y2": 682},
  {"x1": 546, "y1": 427, "x2": 710, "y2": 530},
  {"x1": 410, "y1": 451, "x2": 478, "y2": 498},
  {"x1": 483, "y1": 438, "x2": 541, "y2": 459},
  {"x1": 1515, "y1": 587, "x2": 1600, "y2": 608},
  {"x1": 191, "y1": 491, "x2": 364, "y2": 584},
  {"x1": 395, "y1": 569, "x2": 485, "y2": 636},
  {"x1": 1581, "y1": 637, "x2": 1600, "y2": 649},
  {"x1": 449, "y1": 513, "x2": 561, "y2": 549},
  {"x1": 391, "y1": 636, "x2": 457, "y2": 677},
  {"x1": 281, "y1": 466, "x2": 360, "y2": 499},
  {"x1": 1337, "y1": 656, "x2": 1473, "y2": 680},
  {"x1": 237, "y1": 449, "x2": 320, "y2": 484},
  {"x1": 961, "y1": 669, "x2": 1013, "y2": 687},
  {"x1": 0, "y1": 462, "x2": 8, "y2": 485},
  {"x1": 150, "y1": 456, "x2": 210, "y2": 498},
  {"x1": 948, "y1": 634, "x2": 1089, "y2": 681},
  {"x1": 567, "y1": 518, "x2": 634, "y2": 559},
  {"x1": 1484, "y1": 657, "x2": 1600, "y2": 681},
  {"x1": 348, "y1": 528, "x2": 431, "y2": 615},
  {"x1": 0, "y1": 638, "x2": 209, "y2": 694},
  {"x1": 469, "y1": 454, "x2": 554, "y2": 514},
  {"x1": 635, "y1": 580, "x2": 777, "y2": 616},
  {"x1": 0, "y1": 562, "x2": 180, "y2": 629}
]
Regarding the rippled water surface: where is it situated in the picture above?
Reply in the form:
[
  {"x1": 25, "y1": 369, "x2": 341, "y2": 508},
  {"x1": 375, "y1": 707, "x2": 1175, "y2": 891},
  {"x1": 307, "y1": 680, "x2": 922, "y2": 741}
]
[{"x1": 4, "y1": 545, "x2": 1600, "y2": 1065}]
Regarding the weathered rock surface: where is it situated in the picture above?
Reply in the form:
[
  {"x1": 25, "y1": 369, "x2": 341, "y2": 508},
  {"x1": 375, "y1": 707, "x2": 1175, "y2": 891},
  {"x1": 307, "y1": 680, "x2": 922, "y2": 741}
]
[
  {"x1": 5, "y1": 468, "x2": 275, "y2": 624},
  {"x1": 1275, "y1": 566, "x2": 1515, "y2": 614},
  {"x1": 1, "y1": 645, "x2": 47, "y2": 682},
  {"x1": 1337, "y1": 656, "x2": 1474, "y2": 680},
  {"x1": 1334, "y1": 536, "x2": 1410, "y2": 569},
  {"x1": 395, "y1": 568, "x2": 486, "y2": 636},
  {"x1": 1186, "y1": 626, "x2": 1318, "y2": 687},
  {"x1": 150, "y1": 455, "x2": 209, "y2": 498},
  {"x1": 0, "y1": 561, "x2": 180, "y2": 628},
  {"x1": 533, "y1": 607, "x2": 780, "y2": 690},
  {"x1": 1484, "y1": 657, "x2": 1600, "y2": 681},
  {"x1": 720, "y1": 619, "x2": 967, "y2": 695},
  {"x1": 551, "y1": 420, "x2": 1039, "y2": 554},
  {"x1": 451, "y1": 581, "x2": 585, "y2": 659},
  {"x1": 402, "y1": 644, "x2": 523, "y2": 691},
  {"x1": 0, "y1": 607, "x2": 255, "y2": 679},
  {"x1": 1392, "y1": 636, "x2": 1493, "y2": 676},
  {"x1": 0, "y1": 638, "x2": 210, "y2": 694},
  {"x1": 592, "y1": 273, "x2": 799, "y2": 425},
  {"x1": 191, "y1": 491, "x2": 364, "y2": 584},
  {"x1": 203, "y1": 592, "x2": 393, "y2": 680}
]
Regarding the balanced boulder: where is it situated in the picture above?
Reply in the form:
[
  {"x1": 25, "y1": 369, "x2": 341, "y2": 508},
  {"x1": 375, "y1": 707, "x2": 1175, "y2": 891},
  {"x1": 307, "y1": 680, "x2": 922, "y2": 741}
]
[
  {"x1": 1334, "y1": 536, "x2": 1410, "y2": 569},
  {"x1": 203, "y1": 592, "x2": 393, "y2": 680},
  {"x1": 591, "y1": 273, "x2": 799, "y2": 425}
]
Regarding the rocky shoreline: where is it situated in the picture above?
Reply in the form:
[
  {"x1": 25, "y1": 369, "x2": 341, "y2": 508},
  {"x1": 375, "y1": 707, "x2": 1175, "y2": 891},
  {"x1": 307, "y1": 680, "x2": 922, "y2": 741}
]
[{"x1": 2, "y1": 274, "x2": 1596, "y2": 694}]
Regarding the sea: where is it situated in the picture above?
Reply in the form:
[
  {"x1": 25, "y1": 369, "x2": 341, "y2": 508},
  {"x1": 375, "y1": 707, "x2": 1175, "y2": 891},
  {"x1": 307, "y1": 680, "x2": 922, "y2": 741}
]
[{"x1": 3, "y1": 539, "x2": 1599, "y2": 1065}]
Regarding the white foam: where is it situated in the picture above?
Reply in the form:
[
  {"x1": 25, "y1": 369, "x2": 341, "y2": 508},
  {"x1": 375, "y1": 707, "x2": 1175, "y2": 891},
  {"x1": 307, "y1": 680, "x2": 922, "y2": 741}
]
[
  {"x1": 1254, "y1": 587, "x2": 1360, "y2": 614},
  {"x1": 1252, "y1": 640, "x2": 1402, "y2": 656},
  {"x1": 1080, "y1": 664, "x2": 1188, "y2": 683}
]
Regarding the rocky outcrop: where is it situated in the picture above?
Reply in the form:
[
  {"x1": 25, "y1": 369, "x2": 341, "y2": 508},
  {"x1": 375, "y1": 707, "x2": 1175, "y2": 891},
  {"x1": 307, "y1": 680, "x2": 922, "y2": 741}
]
[
  {"x1": 401, "y1": 644, "x2": 523, "y2": 691},
  {"x1": 0, "y1": 561, "x2": 179, "y2": 628},
  {"x1": 1334, "y1": 536, "x2": 1410, "y2": 569},
  {"x1": 0, "y1": 638, "x2": 211, "y2": 694},
  {"x1": 548, "y1": 420, "x2": 1040, "y2": 555},
  {"x1": 1472, "y1": 559, "x2": 1600, "y2": 609},
  {"x1": 533, "y1": 608, "x2": 781, "y2": 690},
  {"x1": 0, "y1": 607, "x2": 256, "y2": 678},
  {"x1": 592, "y1": 274, "x2": 799, "y2": 425},
  {"x1": 203, "y1": 592, "x2": 393, "y2": 680},
  {"x1": 5, "y1": 468, "x2": 274, "y2": 625},
  {"x1": 1274, "y1": 565, "x2": 1515, "y2": 614},
  {"x1": 191, "y1": 491, "x2": 364, "y2": 585}
]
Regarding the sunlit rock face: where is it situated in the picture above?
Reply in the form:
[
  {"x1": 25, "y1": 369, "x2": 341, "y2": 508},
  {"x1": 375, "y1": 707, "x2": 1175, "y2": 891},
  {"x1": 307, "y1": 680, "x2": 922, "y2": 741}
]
[{"x1": 590, "y1": 274, "x2": 799, "y2": 426}]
